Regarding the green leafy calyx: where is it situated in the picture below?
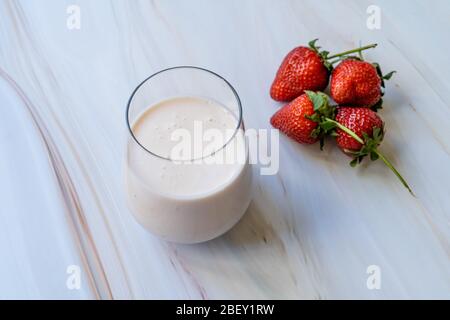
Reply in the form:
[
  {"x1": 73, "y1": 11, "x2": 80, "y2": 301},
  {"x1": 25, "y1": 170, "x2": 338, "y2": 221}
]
[
  {"x1": 373, "y1": 62, "x2": 396, "y2": 88},
  {"x1": 347, "y1": 126, "x2": 384, "y2": 167},
  {"x1": 304, "y1": 91, "x2": 337, "y2": 150},
  {"x1": 308, "y1": 39, "x2": 333, "y2": 71}
]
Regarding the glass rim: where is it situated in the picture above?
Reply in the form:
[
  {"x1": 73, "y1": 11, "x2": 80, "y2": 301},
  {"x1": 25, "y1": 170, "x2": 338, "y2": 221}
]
[{"x1": 126, "y1": 66, "x2": 243, "y2": 162}]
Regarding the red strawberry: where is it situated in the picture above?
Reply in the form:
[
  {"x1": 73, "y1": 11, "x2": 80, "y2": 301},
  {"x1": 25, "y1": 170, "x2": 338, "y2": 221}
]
[
  {"x1": 270, "y1": 94, "x2": 319, "y2": 144},
  {"x1": 335, "y1": 107, "x2": 383, "y2": 152},
  {"x1": 331, "y1": 59, "x2": 382, "y2": 107},
  {"x1": 332, "y1": 106, "x2": 413, "y2": 195},
  {"x1": 270, "y1": 41, "x2": 377, "y2": 102},
  {"x1": 270, "y1": 46, "x2": 329, "y2": 102},
  {"x1": 271, "y1": 91, "x2": 336, "y2": 147}
]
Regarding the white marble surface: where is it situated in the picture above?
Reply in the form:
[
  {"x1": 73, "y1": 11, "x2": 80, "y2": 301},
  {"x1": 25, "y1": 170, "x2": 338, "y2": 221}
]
[{"x1": 0, "y1": 0, "x2": 449, "y2": 299}]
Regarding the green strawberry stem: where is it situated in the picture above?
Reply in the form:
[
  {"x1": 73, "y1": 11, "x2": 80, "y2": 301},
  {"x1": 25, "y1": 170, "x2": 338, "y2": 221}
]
[
  {"x1": 328, "y1": 58, "x2": 345, "y2": 65},
  {"x1": 327, "y1": 44, "x2": 377, "y2": 60},
  {"x1": 309, "y1": 40, "x2": 377, "y2": 70},
  {"x1": 325, "y1": 119, "x2": 364, "y2": 144},
  {"x1": 324, "y1": 118, "x2": 415, "y2": 196},
  {"x1": 374, "y1": 150, "x2": 415, "y2": 196}
]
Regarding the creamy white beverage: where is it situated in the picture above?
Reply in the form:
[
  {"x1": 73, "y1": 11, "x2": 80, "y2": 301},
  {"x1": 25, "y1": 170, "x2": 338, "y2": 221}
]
[{"x1": 126, "y1": 96, "x2": 252, "y2": 243}]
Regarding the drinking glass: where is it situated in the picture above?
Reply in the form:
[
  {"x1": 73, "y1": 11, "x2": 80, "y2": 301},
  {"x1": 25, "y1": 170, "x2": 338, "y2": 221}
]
[{"x1": 125, "y1": 66, "x2": 252, "y2": 243}]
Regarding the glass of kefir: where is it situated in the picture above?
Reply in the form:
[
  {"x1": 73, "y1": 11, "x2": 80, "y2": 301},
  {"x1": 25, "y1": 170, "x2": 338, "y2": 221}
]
[{"x1": 125, "y1": 66, "x2": 252, "y2": 243}]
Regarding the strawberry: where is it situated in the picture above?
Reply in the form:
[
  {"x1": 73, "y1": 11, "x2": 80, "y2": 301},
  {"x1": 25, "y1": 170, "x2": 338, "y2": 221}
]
[
  {"x1": 335, "y1": 107, "x2": 383, "y2": 152},
  {"x1": 270, "y1": 94, "x2": 319, "y2": 144},
  {"x1": 270, "y1": 46, "x2": 329, "y2": 102},
  {"x1": 330, "y1": 106, "x2": 413, "y2": 195},
  {"x1": 330, "y1": 58, "x2": 395, "y2": 109},
  {"x1": 270, "y1": 40, "x2": 377, "y2": 102},
  {"x1": 270, "y1": 91, "x2": 336, "y2": 147}
]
